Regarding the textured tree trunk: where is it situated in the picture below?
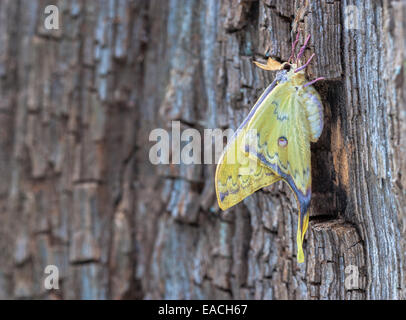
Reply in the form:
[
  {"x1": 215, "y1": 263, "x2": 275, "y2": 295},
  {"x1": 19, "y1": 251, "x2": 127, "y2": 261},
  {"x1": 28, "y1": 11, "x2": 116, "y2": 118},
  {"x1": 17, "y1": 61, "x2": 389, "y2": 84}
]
[{"x1": 0, "y1": 0, "x2": 404, "y2": 300}]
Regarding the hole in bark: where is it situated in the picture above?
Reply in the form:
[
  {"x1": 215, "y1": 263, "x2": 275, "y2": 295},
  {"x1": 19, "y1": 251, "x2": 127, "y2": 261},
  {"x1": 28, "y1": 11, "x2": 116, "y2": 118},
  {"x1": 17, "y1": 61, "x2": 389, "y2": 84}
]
[{"x1": 311, "y1": 80, "x2": 347, "y2": 218}]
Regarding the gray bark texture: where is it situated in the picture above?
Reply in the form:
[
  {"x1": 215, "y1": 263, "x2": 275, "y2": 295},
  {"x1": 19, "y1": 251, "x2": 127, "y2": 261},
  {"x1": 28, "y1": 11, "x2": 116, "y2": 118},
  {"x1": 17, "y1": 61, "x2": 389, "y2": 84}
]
[{"x1": 0, "y1": 0, "x2": 405, "y2": 300}]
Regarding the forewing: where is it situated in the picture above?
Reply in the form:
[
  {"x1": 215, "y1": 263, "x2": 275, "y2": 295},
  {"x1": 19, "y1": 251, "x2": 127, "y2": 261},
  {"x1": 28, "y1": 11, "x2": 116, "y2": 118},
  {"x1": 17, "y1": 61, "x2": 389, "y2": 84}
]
[
  {"x1": 215, "y1": 132, "x2": 281, "y2": 210},
  {"x1": 215, "y1": 79, "x2": 282, "y2": 210}
]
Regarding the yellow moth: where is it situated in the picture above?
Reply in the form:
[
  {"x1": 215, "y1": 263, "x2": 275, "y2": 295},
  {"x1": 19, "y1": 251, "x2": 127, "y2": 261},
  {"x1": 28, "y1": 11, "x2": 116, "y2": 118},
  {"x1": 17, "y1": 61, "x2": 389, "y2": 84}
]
[{"x1": 215, "y1": 34, "x2": 324, "y2": 263}]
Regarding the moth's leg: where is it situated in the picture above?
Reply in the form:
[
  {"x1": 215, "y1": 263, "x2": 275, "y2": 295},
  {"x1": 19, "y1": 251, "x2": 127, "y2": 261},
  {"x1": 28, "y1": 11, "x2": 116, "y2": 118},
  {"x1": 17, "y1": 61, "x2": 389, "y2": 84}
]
[
  {"x1": 294, "y1": 53, "x2": 315, "y2": 73},
  {"x1": 288, "y1": 32, "x2": 300, "y2": 63},
  {"x1": 303, "y1": 77, "x2": 325, "y2": 88},
  {"x1": 296, "y1": 34, "x2": 311, "y2": 63}
]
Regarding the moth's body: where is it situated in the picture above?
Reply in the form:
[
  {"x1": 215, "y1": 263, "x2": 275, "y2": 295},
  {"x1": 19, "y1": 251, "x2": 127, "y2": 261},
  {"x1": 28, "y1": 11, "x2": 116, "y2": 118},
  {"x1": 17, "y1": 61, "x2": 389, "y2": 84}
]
[{"x1": 215, "y1": 49, "x2": 324, "y2": 263}]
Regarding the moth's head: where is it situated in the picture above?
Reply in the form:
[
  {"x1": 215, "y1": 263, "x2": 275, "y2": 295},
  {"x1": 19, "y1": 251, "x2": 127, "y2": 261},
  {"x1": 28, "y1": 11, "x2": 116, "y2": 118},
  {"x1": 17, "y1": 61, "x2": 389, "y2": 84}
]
[
  {"x1": 280, "y1": 62, "x2": 302, "y2": 75},
  {"x1": 253, "y1": 58, "x2": 300, "y2": 73},
  {"x1": 281, "y1": 62, "x2": 294, "y2": 72},
  {"x1": 253, "y1": 57, "x2": 306, "y2": 85}
]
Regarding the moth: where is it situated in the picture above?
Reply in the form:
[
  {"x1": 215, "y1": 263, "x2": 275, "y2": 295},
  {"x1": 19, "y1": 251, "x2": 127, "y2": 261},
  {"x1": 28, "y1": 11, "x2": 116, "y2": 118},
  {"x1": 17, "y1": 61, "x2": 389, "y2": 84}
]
[{"x1": 215, "y1": 34, "x2": 324, "y2": 263}]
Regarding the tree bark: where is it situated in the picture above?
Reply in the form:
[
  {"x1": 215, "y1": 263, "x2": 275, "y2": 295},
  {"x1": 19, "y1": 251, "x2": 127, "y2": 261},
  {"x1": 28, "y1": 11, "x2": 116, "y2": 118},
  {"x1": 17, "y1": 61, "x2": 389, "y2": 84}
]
[{"x1": 0, "y1": 0, "x2": 404, "y2": 299}]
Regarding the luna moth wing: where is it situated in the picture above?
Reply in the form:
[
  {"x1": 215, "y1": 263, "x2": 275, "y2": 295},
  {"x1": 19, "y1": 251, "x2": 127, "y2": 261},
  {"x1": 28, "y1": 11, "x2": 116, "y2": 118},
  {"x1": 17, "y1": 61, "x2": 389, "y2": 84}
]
[
  {"x1": 215, "y1": 78, "x2": 282, "y2": 210},
  {"x1": 242, "y1": 76, "x2": 321, "y2": 262},
  {"x1": 215, "y1": 136, "x2": 281, "y2": 211}
]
